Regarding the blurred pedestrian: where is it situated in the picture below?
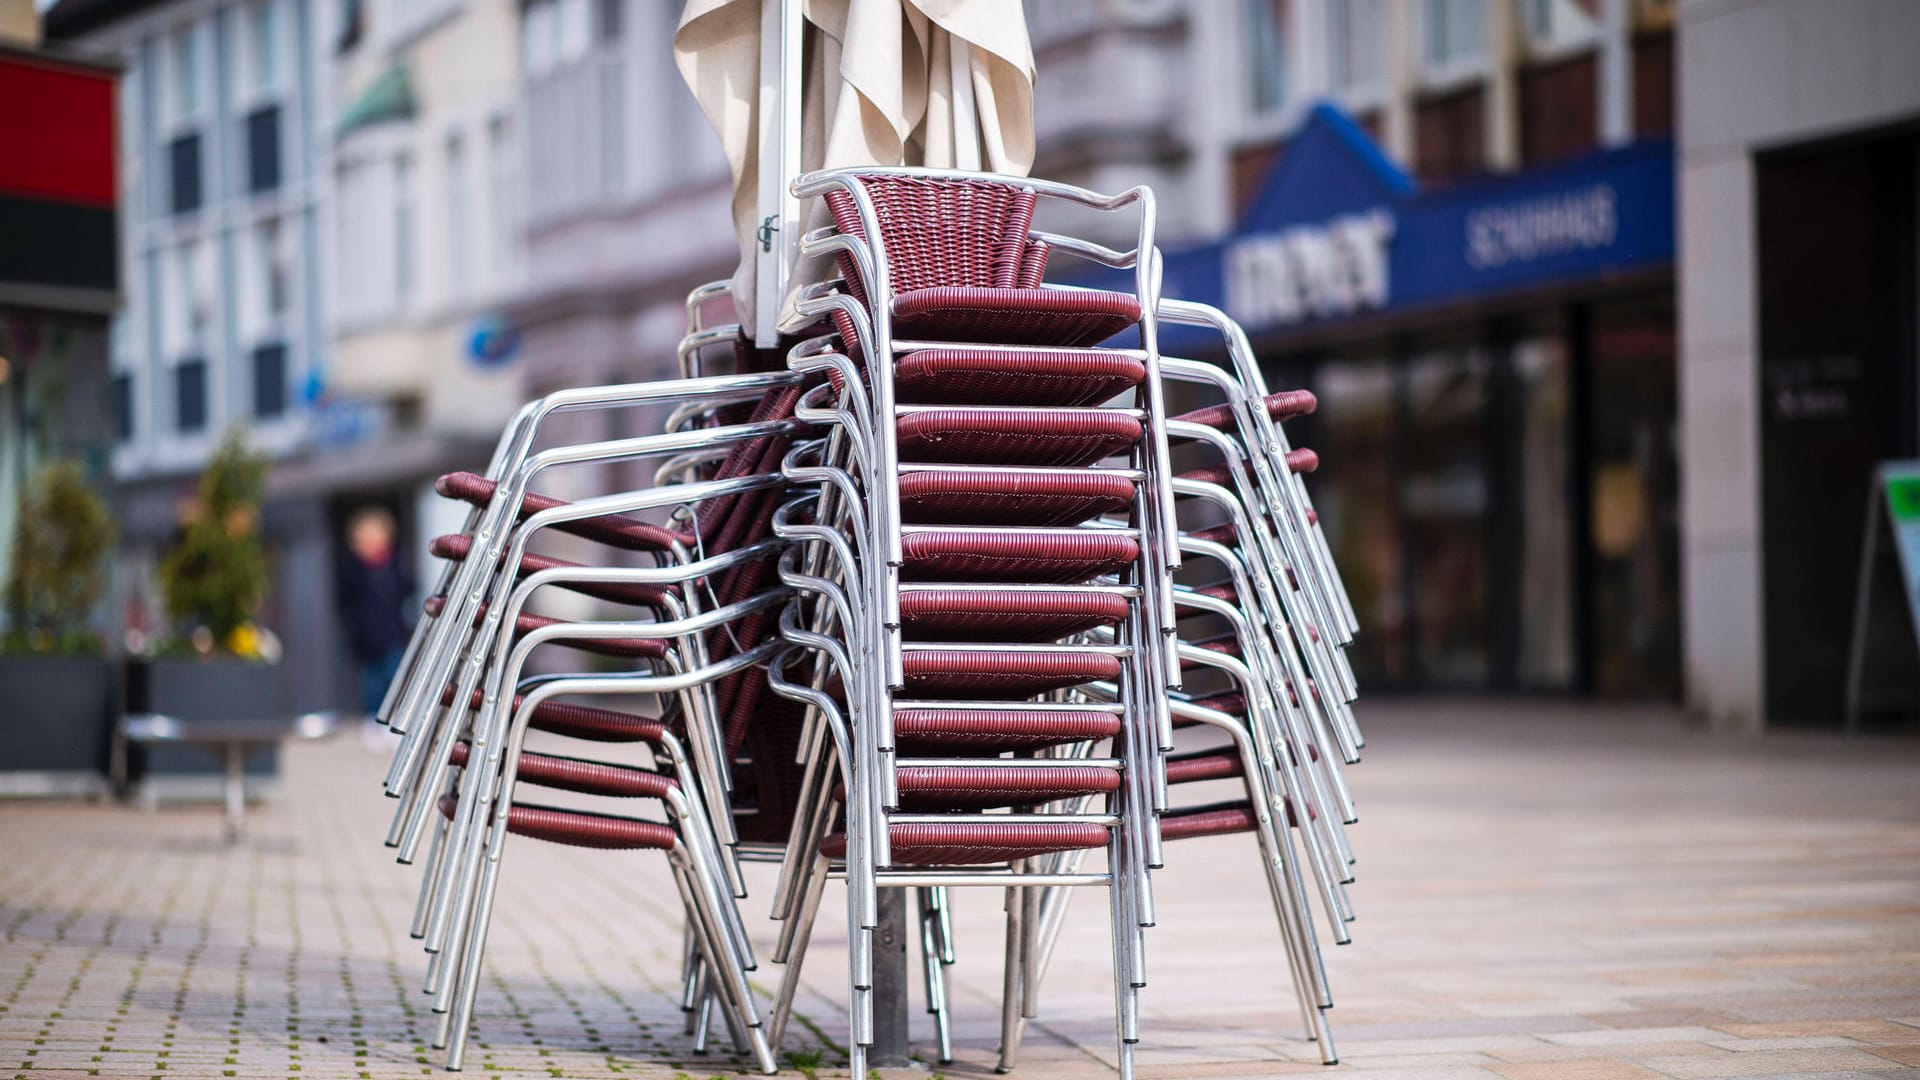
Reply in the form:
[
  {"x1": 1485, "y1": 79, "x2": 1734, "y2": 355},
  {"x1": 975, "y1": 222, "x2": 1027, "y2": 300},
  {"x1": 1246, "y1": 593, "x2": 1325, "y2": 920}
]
[{"x1": 337, "y1": 506, "x2": 413, "y2": 748}]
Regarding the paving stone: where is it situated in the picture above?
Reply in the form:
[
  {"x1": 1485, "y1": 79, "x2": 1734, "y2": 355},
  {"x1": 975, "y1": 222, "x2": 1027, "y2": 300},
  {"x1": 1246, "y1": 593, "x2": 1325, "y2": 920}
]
[
  {"x1": 1490, "y1": 1061, "x2": 1666, "y2": 1079},
  {"x1": 1, "y1": 703, "x2": 1917, "y2": 1079},
  {"x1": 1639, "y1": 1047, "x2": 1906, "y2": 1077}
]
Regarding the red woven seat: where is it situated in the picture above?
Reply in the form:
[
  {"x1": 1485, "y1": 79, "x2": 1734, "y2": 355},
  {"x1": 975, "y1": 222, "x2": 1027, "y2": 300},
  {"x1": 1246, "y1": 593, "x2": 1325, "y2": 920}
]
[
  {"x1": 1178, "y1": 447, "x2": 1318, "y2": 486},
  {"x1": 1159, "y1": 802, "x2": 1259, "y2": 841},
  {"x1": 819, "y1": 821, "x2": 1111, "y2": 865},
  {"x1": 892, "y1": 765, "x2": 1120, "y2": 810},
  {"x1": 434, "y1": 472, "x2": 689, "y2": 552},
  {"x1": 899, "y1": 588, "x2": 1131, "y2": 641},
  {"x1": 896, "y1": 408, "x2": 1141, "y2": 468},
  {"x1": 1188, "y1": 690, "x2": 1247, "y2": 716},
  {"x1": 1164, "y1": 749, "x2": 1244, "y2": 785},
  {"x1": 833, "y1": 764, "x2": 1120, "y2": 810},
  {"x1": 892, "y1": 707, "x2": 1122, "y2": 753},
  {"x1": 421, "y1": 596, "x2": 668, "y2": 659},
  {"x1": 439, "y1": 686, "x2": 670, "y2": 744},
  {"x1": 1173, "y1": 389, "x2": 1317, "y2": 431},
  {"x1": 1160, "y1": 799, "x2": 1307, "y2": 841},
  {"x1": 894, "y1": 348, "x2": 1144, "y2": 407},
  {"x1": 429, "y1": 534, "x2": 675, "y2": 607},
  {"x1": 898, "y1": 469, "x2": 1136, "y2": 526},
  {"x1": 890, "y1": 286, "x2": 1141, "y2": 347},
  {"x1": 901, "y1": 528, "x2": 1140, "y2": 583},
  {"x1": 1188, "y1": 521, "x2": 1238, "y2": 547},
  {"x1": 902, "y1": 648, "x2": 1121, "y2": 698},
  {"x1": 448, "y1": 743, "x2": 677, "y2": 800},
  {"x1": 437, "y1": 793, "x2": 677, "y2": 850}
]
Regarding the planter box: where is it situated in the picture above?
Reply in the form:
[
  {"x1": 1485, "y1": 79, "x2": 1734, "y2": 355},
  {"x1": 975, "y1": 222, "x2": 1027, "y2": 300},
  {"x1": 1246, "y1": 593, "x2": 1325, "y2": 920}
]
[
  {"x1": 124, "y1": 657, "x2": 289, "y2": 800},
  {"x1": 0, "y1": 654, "x2": 114, "y2": 796}
]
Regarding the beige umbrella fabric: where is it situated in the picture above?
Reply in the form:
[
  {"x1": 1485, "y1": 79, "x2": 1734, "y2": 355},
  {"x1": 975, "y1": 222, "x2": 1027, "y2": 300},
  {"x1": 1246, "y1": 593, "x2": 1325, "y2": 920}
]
[{"x1": 674, "y1": 0, "x2": 1036, "y2": 325}]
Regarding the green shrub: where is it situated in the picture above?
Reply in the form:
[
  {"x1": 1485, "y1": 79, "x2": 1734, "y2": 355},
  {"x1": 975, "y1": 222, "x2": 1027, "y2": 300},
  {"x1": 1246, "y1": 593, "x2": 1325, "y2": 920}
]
[
  {"x1": 158, "y1": 430, "x2": 271, "y2": 656},
  {"x1": 3, "y1": 459, "x2": 114, "y2": 654}
]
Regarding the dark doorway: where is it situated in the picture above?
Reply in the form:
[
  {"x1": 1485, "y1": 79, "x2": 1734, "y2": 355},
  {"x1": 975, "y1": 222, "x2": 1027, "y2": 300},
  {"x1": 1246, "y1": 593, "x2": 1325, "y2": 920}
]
[{"x1": 1757, "y1": 132, "x2": 1919, "y2": 728}]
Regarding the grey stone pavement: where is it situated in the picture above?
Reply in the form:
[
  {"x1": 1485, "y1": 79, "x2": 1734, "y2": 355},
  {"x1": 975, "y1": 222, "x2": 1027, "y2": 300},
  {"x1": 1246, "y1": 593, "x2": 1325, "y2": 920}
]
[{"x1": 3, "y1": 701, "x2": 1920, "y2": 1079}]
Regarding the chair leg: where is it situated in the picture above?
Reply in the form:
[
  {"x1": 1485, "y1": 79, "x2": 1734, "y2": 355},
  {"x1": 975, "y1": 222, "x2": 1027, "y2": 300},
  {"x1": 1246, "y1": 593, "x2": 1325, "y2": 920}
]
[
  {"x1": 916, "y1": 888, "x2": 952, "y2": 1065},
  {"x1": 1105, "y1": 835, "x2": 1137, "y2": 1080},
  {"x1": 680, "y1": 923, "x2": 701, "y2": 1019},
  {"x1": 667, "y1": 850, "x2": 777, "y2": 1074},
  {"x1": 692, "y1": 981, "x2": 715, "y2": 1054},
  {"x1": 445, "y1": 815, "x2": 512, "y2": 1071},
  {"x1": 408, "y1": 780, "x2": 454, "y2": 940},
  {"x1": 769, "y1": 853, "x2": 829, "y2": 1053},
  {"x1": 995, "y1": 877, "x2": 1029, "y2": 1074}
]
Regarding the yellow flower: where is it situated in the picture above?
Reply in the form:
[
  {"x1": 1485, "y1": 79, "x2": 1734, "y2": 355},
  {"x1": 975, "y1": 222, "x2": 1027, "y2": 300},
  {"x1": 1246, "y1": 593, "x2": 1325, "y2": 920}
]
[{"x1": 227, "y1": 622, "x2": 262, "y2": 659}]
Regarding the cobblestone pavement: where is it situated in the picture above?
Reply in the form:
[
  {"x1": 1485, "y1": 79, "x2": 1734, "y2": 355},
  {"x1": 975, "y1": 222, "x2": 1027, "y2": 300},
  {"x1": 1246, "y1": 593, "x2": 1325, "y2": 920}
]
[{"x1": 3, "y1": 702, "x2": 1919, "y2": 1079}]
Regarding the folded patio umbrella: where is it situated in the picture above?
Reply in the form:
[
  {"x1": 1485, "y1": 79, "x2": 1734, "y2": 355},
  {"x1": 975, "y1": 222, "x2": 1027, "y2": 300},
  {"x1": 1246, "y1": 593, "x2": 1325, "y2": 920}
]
[{"x1": 674, "y1": 0, "x2": 1036, "y2": 332}]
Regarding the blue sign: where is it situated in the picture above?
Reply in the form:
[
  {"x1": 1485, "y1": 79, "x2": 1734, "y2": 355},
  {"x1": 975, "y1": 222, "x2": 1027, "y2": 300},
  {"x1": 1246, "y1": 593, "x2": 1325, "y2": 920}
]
[
  {"x1": 466, "y1": 312, "x2": 522, "y2": 369},
  {"x1": 1141, "y1": 103, "x2": 1673, "y2": 351}
]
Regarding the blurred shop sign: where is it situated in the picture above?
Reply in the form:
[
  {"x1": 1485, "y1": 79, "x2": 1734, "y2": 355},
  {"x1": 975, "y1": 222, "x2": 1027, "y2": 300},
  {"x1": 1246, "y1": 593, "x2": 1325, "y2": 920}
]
[
  {"x1": 0, "y1": 50, "x2": 119, "y2": 313},
  {"x1": 301, "y1": 369, "x2": 390, "y2": 451},
  {"x1": 1153, "y1": 102, "x2": 1674, "y2": 349},
  {"x1": 466, "y1": 313, "x2": 521, "y2": 370},
  {"x1": 1845, "y1": 461, "x2": 1920, "y2": 733},
  {"x1": 1226, "y1": 209, "x2": 1394, "y2": 329}
]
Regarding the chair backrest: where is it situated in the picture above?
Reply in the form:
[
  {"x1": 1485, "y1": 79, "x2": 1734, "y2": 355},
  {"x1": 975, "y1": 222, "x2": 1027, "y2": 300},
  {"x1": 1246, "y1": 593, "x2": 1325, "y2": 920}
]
[{"x1": 823, "y1": 176, "x2": 1037, "y2": 302}]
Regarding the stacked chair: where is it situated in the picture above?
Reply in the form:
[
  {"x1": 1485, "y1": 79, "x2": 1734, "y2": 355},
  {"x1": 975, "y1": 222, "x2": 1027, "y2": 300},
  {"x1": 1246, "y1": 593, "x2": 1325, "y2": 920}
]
[{"x1": 372, "y1": 167, "x2": 1365, "y2": 1078}]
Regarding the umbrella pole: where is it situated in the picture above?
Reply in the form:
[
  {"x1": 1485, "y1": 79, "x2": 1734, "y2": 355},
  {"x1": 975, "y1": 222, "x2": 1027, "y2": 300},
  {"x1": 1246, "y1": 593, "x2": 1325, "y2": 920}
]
[
  {"x1": 753, "y1": 0, "x2": 913, "y2": 1061},
  {"x1": 753, "y1": 0, "x2": 803, "y2": 347}
]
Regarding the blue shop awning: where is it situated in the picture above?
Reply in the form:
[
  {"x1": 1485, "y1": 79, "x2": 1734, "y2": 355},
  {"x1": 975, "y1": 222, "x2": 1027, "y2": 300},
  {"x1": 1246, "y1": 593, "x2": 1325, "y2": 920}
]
[{"x1": 1137, "y1": 103, "x2": 1675, "y2": 352}]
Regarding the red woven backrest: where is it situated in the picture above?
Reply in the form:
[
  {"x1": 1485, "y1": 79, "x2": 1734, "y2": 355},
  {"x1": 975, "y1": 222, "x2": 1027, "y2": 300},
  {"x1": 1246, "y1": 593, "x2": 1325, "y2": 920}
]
[
  {"x1": 823, "y1": 176, "x2": 1037, "y2": 302},
  {"x1": 1016, "y1": 238, "x2": 1050, "y2": 288}
]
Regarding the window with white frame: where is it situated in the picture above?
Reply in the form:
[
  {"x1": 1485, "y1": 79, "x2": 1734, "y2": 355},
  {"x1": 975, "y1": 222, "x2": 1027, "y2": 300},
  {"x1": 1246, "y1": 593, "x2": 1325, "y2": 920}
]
[
  {"x1": 241, "y1": 216, "x2": 289, "y2": 343},
  {"x1": 163, "y1": 22, "x2": 207, "y2": 213},
  {"x1": 165, "y1": 239, "x2": 214, "y2": 433},
  {"x1": 335, "y1": 154, "x2": 386, "y2": 323},
  {"x1": 444, "y1": 130, "x2": 469, "y2": 304},
  {"x1": 521, "y1": 0, "x2": 591, "y2": 79},
  {"x1": 245, "y1": 1, "x2": 279, "y2": 99},
  {"x1": 1243, "y1": 0, "x2": 1290, "y2": 118},
  {"x1": 1329, "y1": 0, "x2": 1385, "y2": 98},
  {"x1": 109, "y1": 313, "x2": 134, "y2": 445},
  {"x1": 164, "y1": 23, "x2": 202, "y2": 129},
  {"x1": 238, "y1": 0, "x2": 284, "y2": 195},
  {"x1": 485, "y1": 114, "x2": 516, "y2": 290},
  {"x1": 393, "y1": 150, "x2": 415, "y2": 308},
  {"x1": 162, "y1": 239, "x2": 213, "y2": 360},
  {"x1": 244, "y1": 217, "x2": 291, "y2": 419},
  {"x1": 1022, "y1": 0, "x2": 1098, "y2": 46},
  {"x1": 1523, "y1": 0, "x2": 1601, "y2": 51},
  {"x1": 1423, "y1": 0, "x2": 1487, "y2": 79}
]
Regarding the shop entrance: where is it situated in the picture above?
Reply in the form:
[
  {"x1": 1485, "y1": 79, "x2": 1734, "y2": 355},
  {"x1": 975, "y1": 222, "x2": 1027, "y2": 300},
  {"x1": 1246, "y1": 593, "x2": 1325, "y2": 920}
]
[
  {"x1": 1757, "y1": 130, "x2": 1920, "y2": 728},
  {"x1": 1297, "y1": 294, "x2": 1679, "y2": 699}
]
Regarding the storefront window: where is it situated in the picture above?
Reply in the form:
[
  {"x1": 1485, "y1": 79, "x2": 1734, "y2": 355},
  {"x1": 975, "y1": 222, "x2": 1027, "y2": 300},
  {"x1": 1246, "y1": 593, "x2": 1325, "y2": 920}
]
[
  {"x1": 1514, "y1": 336, "x2": 1574, "y2": 687},
  {"x1": 1315, "y1": 358, "x2": 1405, "y2": 685},
  {"x1": 1588, "y1": 300, "x2": 1680, "y2": 698},
  {"x1": 1404, "y1": 346, "x2": 1490, "y2": 685}
]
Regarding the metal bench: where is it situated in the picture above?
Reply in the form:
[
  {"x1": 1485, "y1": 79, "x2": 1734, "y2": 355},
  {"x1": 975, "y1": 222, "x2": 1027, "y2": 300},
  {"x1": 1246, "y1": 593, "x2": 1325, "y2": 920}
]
[{"x1": 115, "y1": 711, "x2": 341, "y2": 841}]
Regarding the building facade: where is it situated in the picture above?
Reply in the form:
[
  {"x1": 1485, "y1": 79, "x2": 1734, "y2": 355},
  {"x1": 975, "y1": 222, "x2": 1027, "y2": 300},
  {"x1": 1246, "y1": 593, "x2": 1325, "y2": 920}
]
[
  {"x1": 504, "y1": 0, "x2": 733, "y2": 431},
  {"x1": 46, "y1": 0, "x2": 342, "y2": 707},
  {"x1": 1678, "y1": 0, "x2": 1920, "y2": 731},
  {"x1": 323, "y1": 0, "x2": 532, "y2": 634},
  {"x1": 1024, "y1": 0, "x2": 1679, "y2": 700},
  {"x1": 0, "y1": 14, "x2": 119, "y2": 635}
]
